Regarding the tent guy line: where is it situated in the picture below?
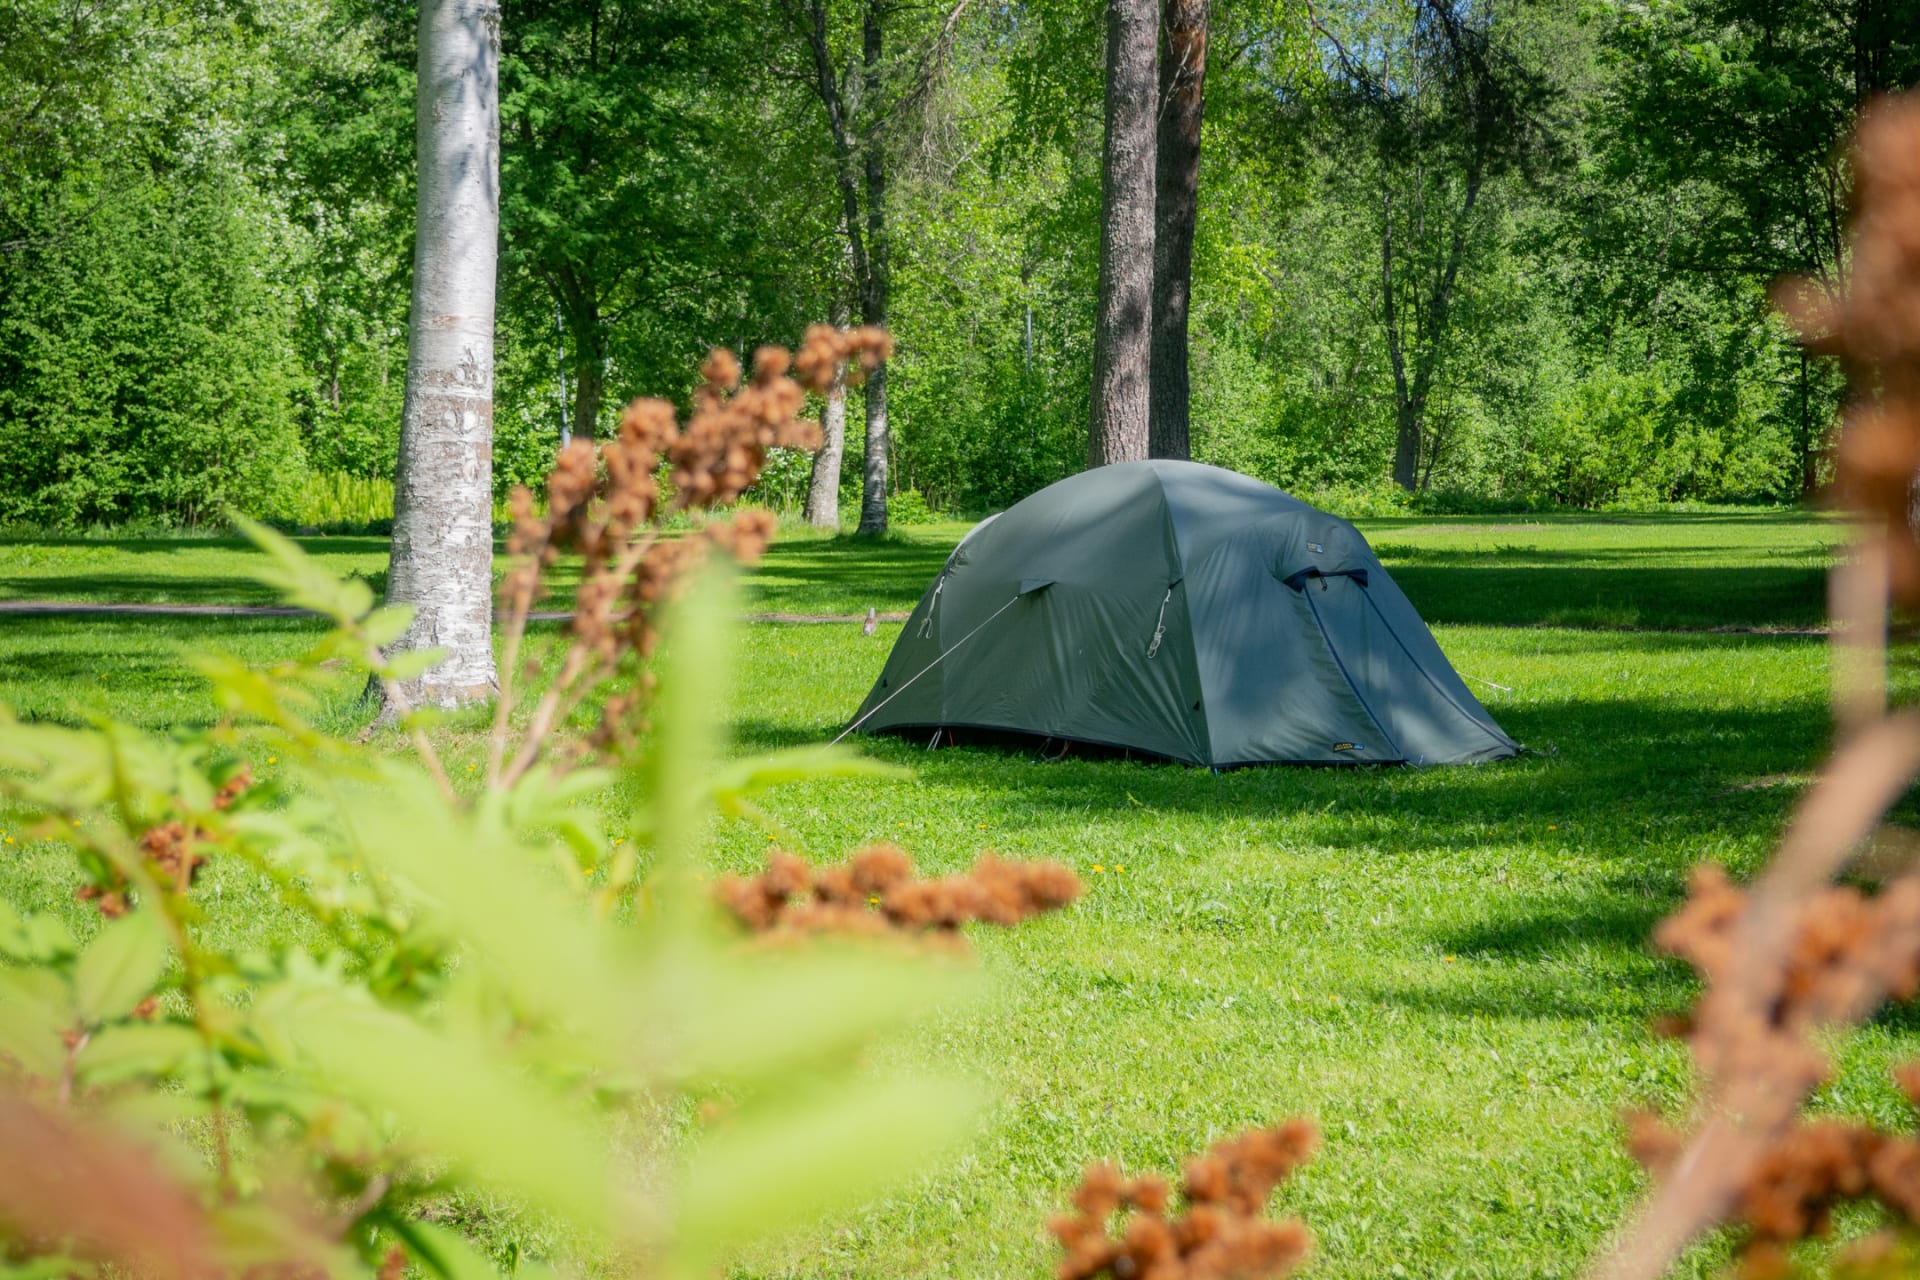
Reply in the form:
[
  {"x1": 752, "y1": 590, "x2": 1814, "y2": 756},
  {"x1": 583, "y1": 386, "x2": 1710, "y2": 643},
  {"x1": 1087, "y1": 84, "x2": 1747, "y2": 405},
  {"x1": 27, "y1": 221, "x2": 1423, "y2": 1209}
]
[{"x1": 829, "y1": 591, "x2": 1026, "y2": 747}]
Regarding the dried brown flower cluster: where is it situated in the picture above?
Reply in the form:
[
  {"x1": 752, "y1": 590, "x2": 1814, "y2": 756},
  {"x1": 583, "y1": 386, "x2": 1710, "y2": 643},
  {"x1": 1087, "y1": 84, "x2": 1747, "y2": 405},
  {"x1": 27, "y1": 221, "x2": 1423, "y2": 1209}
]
[
  {"x1": 75, "y1": 768, "x2": 250, "y2": 918},
  {"x1": 1049, "y1": 1122, "x2": 1317, "y2": 1280},
  {"x1": 1622, "y1": 866, "x2": 1920, "y2": 1273},
  {"x1": 712, "y1": 845, "x2": 1082, "y2": 942},
  {"x1": 1651, "y1": 865, "x2": 1920, "y2": 1097},
  {"x1": 1777, "y1": 95, "x2": 1920, "y2": 602},
  {"x1": 490, "y1": 327, "x2": 891, "y2": 787},
  {"x1": 1627, "y1": 1107, "x2": 1920, "y2": 1277},
  {"x1": 1612, "y1": 856, "x2": 1920, "y2": 1277}
]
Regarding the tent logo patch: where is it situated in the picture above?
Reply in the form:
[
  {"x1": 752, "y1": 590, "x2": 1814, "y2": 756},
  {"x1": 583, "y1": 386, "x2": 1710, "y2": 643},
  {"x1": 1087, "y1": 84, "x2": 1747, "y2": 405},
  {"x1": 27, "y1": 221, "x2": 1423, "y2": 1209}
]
[
  {"x1": 1306, "y1": 541, "x2": 1325, "y2": 554},
  {"x1": 1332, "y1": 741, "x2": 1360, "y2": 753}
]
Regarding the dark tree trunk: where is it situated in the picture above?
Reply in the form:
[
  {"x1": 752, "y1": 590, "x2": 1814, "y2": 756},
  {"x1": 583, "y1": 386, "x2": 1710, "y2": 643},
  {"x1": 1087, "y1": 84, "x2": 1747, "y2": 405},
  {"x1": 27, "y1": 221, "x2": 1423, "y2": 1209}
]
[
  {"x1": 569, "y1": 353, "x2": 602, "y2": 444},
  {"x1": 1800, "y1": 348, "x2": 1819, "y2": 498},
  {"x1": 1149, "y1": 0, "x2": 1206, "y2": 461},
  {"x1": 1384, "y1": 173, "x2": 1481, "y2": 491},
  {"x1": 1089, "y1": 0, "x2": 1157, "y2": 468}
]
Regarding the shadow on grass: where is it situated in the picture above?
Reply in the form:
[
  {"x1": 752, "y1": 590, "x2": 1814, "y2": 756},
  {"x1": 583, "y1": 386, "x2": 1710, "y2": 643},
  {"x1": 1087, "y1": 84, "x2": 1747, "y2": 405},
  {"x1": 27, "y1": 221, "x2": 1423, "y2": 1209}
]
[
  {"x1": 749, "y1": 534, "x2": 1826, "y2": 629},
  {"x1": 1388, "y1": 564, "x2": 1825, "y2": 630},
  {"x1": 0, "y1": 614, "x2": 330, "y2": 727},
  {"x1": 0, "y1": 523, "x2": 1829, "y2": 629}
]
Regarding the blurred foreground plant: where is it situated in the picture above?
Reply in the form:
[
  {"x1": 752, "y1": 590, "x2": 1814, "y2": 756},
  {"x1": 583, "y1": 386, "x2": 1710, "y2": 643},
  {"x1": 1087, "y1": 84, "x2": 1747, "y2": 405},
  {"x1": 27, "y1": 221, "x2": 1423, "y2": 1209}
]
[
  {"x1": 0, "y1": 329, "x2": 1041, "y2": 1280},
  {"x1": 1594, "y1": 93, "x2": 1920, "y2": 1280}
]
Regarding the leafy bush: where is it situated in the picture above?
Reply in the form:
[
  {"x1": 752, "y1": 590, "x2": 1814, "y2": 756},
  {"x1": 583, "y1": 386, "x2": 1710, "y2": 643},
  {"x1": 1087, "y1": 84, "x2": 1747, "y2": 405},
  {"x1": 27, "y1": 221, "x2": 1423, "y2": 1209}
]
[
  {"x1": 888, "y1": 487, "x2": 939, "y2": 524},
  {"x1": 0, "y1": 171, "x2": 305, "y2": 529}
]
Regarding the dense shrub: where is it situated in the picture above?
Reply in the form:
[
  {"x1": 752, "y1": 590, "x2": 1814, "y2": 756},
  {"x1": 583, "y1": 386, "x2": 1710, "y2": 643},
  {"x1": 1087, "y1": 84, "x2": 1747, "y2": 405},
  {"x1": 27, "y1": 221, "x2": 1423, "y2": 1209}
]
[{"x1": 0, "y1": 173, "x2": 304, "y2": 528}]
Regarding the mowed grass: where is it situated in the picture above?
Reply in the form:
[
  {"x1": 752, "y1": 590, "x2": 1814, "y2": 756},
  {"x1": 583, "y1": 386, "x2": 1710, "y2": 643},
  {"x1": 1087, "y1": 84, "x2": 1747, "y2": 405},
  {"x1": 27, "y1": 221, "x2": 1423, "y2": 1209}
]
[
  {"x1": 0, "y1": 507, "x2": 1844, "y2": 627},
  {"x1": 0, "y1": 507, "x2": 1908, "y2": 1279}
]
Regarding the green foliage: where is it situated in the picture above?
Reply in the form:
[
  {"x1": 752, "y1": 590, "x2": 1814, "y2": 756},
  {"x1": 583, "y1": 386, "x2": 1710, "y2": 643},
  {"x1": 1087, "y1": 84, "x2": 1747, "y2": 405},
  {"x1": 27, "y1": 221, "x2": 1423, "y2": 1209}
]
[
  {"x1": 0, "y1": 0, "x2": 1886, "y2": 525},
  {"x1": 0, "y1": 530, "x2": 987, "y2": 1279},
  {"x1": 0, "y1": 173, "x2": 304, "y2": 528},
  {"x1": 885, "y1": 488, "x2": 937, "y2": 525},
  {"x1": 287, "y1": 473, "x2": 396, "y2": 528}
]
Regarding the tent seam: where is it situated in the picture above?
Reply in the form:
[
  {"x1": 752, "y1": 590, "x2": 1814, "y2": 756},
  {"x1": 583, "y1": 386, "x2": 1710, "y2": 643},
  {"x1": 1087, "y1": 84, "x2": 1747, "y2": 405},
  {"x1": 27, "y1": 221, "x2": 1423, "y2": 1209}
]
[
  {"x1": 1302, "y1": 585, "x2": 1404, "y2": 759},
  {"x1": 1356, "y1": 588, "x2": 1516, "y2": 752},
  {"x1": 1150, "y1": 465, "x2": 1216, "y2": 767}
]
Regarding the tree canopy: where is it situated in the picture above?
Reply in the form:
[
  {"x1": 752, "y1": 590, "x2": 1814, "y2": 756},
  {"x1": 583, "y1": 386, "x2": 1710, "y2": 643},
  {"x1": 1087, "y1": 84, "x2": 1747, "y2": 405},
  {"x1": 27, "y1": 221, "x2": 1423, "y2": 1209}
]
[{"x1": 0, "y1": 0, "x2": 1908, "y2": 528}]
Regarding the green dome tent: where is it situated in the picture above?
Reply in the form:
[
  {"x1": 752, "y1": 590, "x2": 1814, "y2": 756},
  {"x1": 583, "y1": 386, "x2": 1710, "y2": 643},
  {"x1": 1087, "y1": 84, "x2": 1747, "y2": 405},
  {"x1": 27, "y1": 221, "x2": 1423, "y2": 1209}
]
[{"x1": 849, "y1": 460, "x2": 1517, "y2": 767}]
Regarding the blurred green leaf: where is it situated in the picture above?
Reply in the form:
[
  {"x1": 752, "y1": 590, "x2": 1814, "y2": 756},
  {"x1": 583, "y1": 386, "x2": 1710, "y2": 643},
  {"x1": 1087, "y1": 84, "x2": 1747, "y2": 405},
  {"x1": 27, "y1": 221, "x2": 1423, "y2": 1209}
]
[
  {"x1": 342, "y1": 765, "x2": 631, "y2": 1046},
  {"x1": 709, "y1": 748, "x2": 909, "y2": 814},
  {"x1": 645, "y1": 569, "x2": 735, "y2": 874},
  {"x1": 674, "y1": 1073, "x2": 984, "y2": 1274},
  {"x1": 649, "y1": 943, "x2": 983, "y2": 1087},
  {"x1": 380, "y1": 647, "x2": 447, "y2": 683},
  {"x1": 24, "y1": 914, "x2": 77, "y2": 963},
  {"x1": 76, "y1": 1022, "x2": 203, "y2": 1087},
  {"x1": 389, "y1": 1219, "x2": 504, "y2": 1280},
  {"x1": 272, "y1": 991, "x2": 612, "y2": 1232},
  {"x1": 233, "y1": 515, "x2": 375, "y2": 622},
  {"x1": 361, "y1": 605, "x2": 415, "y2": 650},
  {"x1": 74, "y1": 907, "x2": 170, "y2": 1024},
  {"x1": 0, "y1": 968, "x2": 72, "y2": 1077}
]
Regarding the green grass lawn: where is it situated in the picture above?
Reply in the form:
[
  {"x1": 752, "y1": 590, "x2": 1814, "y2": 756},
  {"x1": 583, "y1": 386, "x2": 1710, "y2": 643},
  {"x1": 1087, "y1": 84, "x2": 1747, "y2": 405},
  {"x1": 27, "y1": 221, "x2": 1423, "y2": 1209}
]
[
  {"x1": 0, "y1": 508, "x2": 1904, "y2": 1279},
  {"x1": 0, "y1": 508, "x2": 1844, "y2": 628}
]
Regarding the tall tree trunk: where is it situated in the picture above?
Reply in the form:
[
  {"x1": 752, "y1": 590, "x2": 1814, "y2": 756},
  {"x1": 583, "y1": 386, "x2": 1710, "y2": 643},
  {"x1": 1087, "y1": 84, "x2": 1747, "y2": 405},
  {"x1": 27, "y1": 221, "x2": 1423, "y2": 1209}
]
[
  {"x1": 1088, "y1": 0, "x2": 1157, "y2": 468},
  {"x1": 857, "y1": 364, "x2": 889, "y2": 533},
  {"x1": 569, "y1": 350, "x2": 602, "y2": 443},
  {"x1": 804, "y1": 317, "x2": 848, "y2": 529},
  {"x1": 1381, "y1": 190, "x2": 1420, "y2": 491},
  {"x1": 1385, "y1": 172, "x2": 1481, "y2": 491},
  {"x1": 385, "y1": 0, "x2": 500, "y2": 707},
  {"x1": 854, "y1": 0, "x2": 892, "y2": 535},
  {"x1": 1148, "y1": 0, "x2": 1206, "y2": 462}
]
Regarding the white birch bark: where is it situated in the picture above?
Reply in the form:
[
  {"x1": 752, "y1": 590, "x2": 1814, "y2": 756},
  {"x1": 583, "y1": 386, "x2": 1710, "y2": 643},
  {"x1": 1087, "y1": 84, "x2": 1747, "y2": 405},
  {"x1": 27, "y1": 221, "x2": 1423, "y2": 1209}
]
[
  {"x1": 804, "y1": 367, "x2": 847, "y2": 530},
  {"x1": 385, "y1": 0, "x2": 501, "y2": 706}
]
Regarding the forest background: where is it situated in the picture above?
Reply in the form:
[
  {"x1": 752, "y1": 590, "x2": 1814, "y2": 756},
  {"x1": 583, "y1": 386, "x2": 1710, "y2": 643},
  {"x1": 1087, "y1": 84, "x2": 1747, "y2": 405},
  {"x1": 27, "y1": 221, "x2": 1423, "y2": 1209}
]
[{"x1": 0, "y1": 0, "x2": 1897, "y2": 530}]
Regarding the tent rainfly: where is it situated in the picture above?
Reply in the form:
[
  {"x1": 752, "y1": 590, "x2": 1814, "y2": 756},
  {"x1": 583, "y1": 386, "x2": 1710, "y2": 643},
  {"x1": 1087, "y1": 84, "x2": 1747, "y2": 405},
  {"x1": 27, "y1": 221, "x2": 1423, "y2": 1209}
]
[{"x1": 849, "y1": 460, "x2": 1518, "y2": 767}]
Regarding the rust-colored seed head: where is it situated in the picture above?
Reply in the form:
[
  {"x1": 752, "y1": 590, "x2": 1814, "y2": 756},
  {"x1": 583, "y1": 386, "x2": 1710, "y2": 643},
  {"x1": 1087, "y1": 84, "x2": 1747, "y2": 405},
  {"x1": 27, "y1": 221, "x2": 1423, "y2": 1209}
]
[
  {"x1": 712, "y1": 845, "x2": 1080, "y2": 947},
  {"x1": 1052, "y1": 1124, "x2": 1316, "y2": 1280}
]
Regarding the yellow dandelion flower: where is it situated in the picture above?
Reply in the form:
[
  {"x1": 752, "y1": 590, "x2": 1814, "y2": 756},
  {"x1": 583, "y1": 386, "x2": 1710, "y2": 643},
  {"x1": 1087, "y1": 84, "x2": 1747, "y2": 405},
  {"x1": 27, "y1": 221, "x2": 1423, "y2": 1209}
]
[
  {"x1": 1547, "y1": 824, "x2": 1557, "y2": 830},
  {"x1": 4, "y1": 837, "x2": 13, "y2": 845},
  {"x1": 976, "y1": 823, "x2": 987, "y2": 829},
  {"x1": 1114, "y1": 864, "x2": 1125, "y2": 873},
  {"x1": 1444, "y1": 955, "x2": 1456, "y2": 963},
  {"x1": 1092, "y1": 864, "x2": 1105, "y2": 873},
  {"x1": 267, "y1": 756, "x2": 278, "y2": 765},
  {"x1": 867, "y1": 895, "x2": 880, "y2": 907}
]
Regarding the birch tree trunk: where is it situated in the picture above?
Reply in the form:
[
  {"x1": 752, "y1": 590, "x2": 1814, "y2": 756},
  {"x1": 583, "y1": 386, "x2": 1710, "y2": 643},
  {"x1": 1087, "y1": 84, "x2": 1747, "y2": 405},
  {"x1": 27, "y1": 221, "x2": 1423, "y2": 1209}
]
[
  {"x1": 853, "y1": 0, "x2": 892, "y2": 535},
  {"x1": 856, "y1": 363, "x2": 890, "y2": 533},
  {"x1": 1148, "y1": 0, "x2": 1206, "y2": 462},
  {"x1": 804, "y1": 357, "x2": 847, "y2": 528},
  {"x1": 384, "y1": 0, "x2": 500, "y2": 707},
  {"x1": 1089, "y1": 0, "x2": 1157, "y2": 468}
]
